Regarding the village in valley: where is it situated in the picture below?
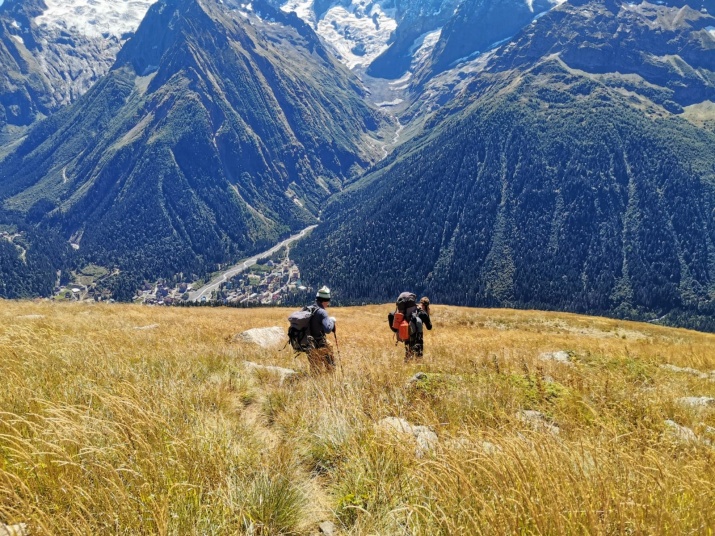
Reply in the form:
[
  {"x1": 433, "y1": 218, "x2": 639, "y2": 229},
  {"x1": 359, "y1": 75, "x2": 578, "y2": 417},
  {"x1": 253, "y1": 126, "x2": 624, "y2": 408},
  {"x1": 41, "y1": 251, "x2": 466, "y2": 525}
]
[
  {"x1": 51, "y1": 245, "x2": 311, "y2": 307},
  {"x1": 207, "y1": 256, "x2": 309, "y2": 306},
  {"x1": 137, "y1": 250, "x2": 309, "y2": 306}
]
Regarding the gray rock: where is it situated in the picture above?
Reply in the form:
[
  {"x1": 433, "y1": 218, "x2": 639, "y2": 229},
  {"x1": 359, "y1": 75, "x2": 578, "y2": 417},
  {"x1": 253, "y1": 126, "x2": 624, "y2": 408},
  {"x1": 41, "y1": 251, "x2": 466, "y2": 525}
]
[
  {"x1": 243, "y1": 361, "x2": 297, "y2": 386},
  {"x1": 660, "y1": 364, "x2": 709, "y2": 379},
  {"x1": 407, "y1": 372, "x2": 428, "y2": 384},
  {"x1": 664, "y1": 420, "x2": 697, "y2": 443},
  {"x1": 0, "y1": 524, "x2": 28, "y2": 536},
  {"x1": 233, "y1": 327, "x2": 285, "y2": 349},
  {"x1": 319, "y1": 521, "x2": 338, "y2": 535},
  {"x1": 133, "y1": 323, "x2": 159, "y2": 331},
  {"x1": 379, "y1": 417, "x2": 438, "y2": 457},
  {"x1": 538, "y1": 351, "x2": 572, "y2": 364},
  {"x1": 677, "y1": 397, "x2": 715, "y2": 408},
  {"x1": 516, "y1": 410, "x2": 560, "y2": 435}
]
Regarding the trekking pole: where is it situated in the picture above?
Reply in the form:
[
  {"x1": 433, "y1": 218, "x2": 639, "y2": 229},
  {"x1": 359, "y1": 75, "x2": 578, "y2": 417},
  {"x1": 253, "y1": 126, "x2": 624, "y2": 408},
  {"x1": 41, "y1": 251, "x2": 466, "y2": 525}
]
[{"x1": 333, "y1": 325, "x2": 343, "y2": 375}]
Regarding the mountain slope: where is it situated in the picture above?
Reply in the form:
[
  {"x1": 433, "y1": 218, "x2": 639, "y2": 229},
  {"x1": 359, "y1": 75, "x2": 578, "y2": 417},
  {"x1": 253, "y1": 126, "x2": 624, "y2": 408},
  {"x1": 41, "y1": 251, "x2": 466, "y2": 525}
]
[
  {"x1": 0, "y1": 0, "x2": 386, "y2": 286},
  {"x1": 417, "y1": 0, "x2": 563, "y2": 82},
  {"x1": 0, "y1": 0, "x2": 158, "y2": 139},
  {"x1": 1, "y1": 300, "x2": 714, "y2": 533},
  {"x1": 294, "y1": 0, "x2": 715, "y2": 330}
]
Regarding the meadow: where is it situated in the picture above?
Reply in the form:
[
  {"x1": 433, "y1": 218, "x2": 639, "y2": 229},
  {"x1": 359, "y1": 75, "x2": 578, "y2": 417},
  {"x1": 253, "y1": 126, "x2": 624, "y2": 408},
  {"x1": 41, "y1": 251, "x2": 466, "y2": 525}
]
[{"x1": 0, "y1": 300, "x2": 714, "y2": 535}]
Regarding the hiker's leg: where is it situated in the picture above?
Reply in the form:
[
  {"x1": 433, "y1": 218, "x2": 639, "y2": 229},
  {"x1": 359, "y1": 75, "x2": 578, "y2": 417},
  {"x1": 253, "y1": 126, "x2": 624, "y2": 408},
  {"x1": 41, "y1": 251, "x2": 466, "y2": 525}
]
[
  {"x1": 414, "y1": 333, "x2": 424, "y2": 359},
  {"x1": 310, "y1": 344, "x2": 335, "y2": 374},
  {"x1": 322, "y1": 342, "x2": 336, "y2": 372},
  {"x1": 404, "y1": 342, "x2": 413, "y2": 363},
  {"x1": 307, "y1": 349, "x2": 322, "y2": 375}
]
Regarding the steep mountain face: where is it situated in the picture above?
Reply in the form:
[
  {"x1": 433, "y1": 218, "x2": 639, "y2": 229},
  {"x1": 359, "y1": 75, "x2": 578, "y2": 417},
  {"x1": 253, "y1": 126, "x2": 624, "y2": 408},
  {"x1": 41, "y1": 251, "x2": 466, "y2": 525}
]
[
  {"x1": 0, "y1": 0, "x2": 385, "y2": 285},
  {"x1": 0, "y1": 0, "x2": 158, "y2": 138},
  {"x1": 406, "y1": 0, "x2": 715, "y2": 121},
  {"x1": 294, "y1": 0, "x2": 715, "y2": 330},
  {"x1": 277, "y1": 0, "x2": 461, "y2": 77},
  {"x1": 417, "y1": 0, "x2": 564, "y2": 82},
  {"x1": 365, "y1": 0, "x2": 463, "y2": 79}
]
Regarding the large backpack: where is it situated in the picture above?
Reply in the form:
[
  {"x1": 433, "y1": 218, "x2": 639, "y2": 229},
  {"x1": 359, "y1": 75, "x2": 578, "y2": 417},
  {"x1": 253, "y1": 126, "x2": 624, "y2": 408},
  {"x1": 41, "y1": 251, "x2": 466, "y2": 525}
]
[
  {"x1": 396, "y1": 292, "x2": 417, "y2": 313},
  {"x1": 389, "y1": 292, "x2": 418, "y2": 342},
  {"x1": 288, "y1": 305, "x2": 318, "y2": 353}
]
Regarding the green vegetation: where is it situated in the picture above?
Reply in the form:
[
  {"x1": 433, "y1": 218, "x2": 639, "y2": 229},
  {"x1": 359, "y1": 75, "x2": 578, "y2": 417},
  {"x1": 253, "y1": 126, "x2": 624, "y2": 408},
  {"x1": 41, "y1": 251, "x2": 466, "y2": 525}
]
[
  {"x1": 249, "y1": 264, "x2": 272, "y2": 274},
  {"x1": 296, "y1": 84, "x2": 715, "y2": 329},
  {"x1": 0, "y1": 212, "x2": 73, "y2": 299},
  {"x1": 259, "y1": 246, "x2": 289, "y2": 265}
]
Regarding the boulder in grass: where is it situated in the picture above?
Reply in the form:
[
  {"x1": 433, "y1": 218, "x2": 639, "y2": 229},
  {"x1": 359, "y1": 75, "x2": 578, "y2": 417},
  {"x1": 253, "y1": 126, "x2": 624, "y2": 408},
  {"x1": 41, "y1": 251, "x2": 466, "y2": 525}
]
[
  {"x1": 664, "y1": 420, "x2": 697, "y2": 443},
  {"x1": 538, "y1": 351, "x2": 572, "y2": 364},
  {"x1": 516, "y1": 410, "x2": 560, "y2": 435},
  {"x1": 0, "y1": 524, "x2": 28, "y2": 536},
  {"x1": 408, "y1": 372, "x2": 428, "y2": 384},
  {"x1": 233, "y1": 327, "x2": 286, "y2": 349},
  {"x1": 677, "y1": 397, "x2": 715, "y2": 408},
  {"x1": 379, "y1": 416, "x2": 438, "y2": 457},
  {"x1": 318, "y1": 521, "x2": 338, "y2": 535},
  {"x1": 660, "y1": 364, "x2": 712, "y2": 380}
]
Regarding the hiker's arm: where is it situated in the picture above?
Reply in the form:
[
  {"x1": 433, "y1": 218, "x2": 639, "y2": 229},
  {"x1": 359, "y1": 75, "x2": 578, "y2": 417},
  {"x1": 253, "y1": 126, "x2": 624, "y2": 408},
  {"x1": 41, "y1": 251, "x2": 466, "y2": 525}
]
[
  {"x1": 318, "y1": 309, "x2": 334, "y2": 333},
  {"x1": 423, "y1": 312, "x2": 432, "y2": 330}
]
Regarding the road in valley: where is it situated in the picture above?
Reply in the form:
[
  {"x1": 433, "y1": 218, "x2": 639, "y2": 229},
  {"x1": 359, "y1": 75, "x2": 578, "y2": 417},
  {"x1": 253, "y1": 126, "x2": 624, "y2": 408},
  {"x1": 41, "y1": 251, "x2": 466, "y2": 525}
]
[{"x1": 188, "y1": 225, "x2": 317, "y2": 302}]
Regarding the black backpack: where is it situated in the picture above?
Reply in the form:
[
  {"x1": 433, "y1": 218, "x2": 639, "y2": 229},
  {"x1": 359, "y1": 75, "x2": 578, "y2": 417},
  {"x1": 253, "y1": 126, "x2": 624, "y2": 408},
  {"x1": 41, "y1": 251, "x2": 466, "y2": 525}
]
[
  {"x1": 396, "y1": 292, "x2": 417, "y2": 313},
  {"x1": 288, "y1": 305, "x2": 318, "y2": 353}
]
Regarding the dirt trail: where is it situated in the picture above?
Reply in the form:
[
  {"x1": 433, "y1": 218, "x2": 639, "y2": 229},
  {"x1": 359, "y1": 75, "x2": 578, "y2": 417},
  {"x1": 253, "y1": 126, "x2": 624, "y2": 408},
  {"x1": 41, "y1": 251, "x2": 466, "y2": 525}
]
[{"x1": 239, "y1": 382, "x2": 333, "y2": 529}]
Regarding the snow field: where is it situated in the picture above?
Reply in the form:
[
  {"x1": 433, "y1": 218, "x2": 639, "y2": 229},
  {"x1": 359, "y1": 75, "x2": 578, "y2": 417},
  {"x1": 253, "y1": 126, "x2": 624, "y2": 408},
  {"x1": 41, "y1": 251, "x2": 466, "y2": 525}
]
[{"x1": 34, "y1": 0, "x2": 159, "y2": 39}]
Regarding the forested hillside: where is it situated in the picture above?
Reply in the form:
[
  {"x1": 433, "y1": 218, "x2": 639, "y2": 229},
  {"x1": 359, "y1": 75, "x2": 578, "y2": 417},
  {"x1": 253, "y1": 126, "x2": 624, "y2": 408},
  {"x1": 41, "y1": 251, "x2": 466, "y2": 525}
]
[
  {"x1": 295, "y1": 0, "x2": 715, "y2": 331},
  {"x1": 0, "y1": 213, "x2": 73, "y2": 299},
  {"x1": 0, "y1": 0, "x2": 386, "y2": 292}
]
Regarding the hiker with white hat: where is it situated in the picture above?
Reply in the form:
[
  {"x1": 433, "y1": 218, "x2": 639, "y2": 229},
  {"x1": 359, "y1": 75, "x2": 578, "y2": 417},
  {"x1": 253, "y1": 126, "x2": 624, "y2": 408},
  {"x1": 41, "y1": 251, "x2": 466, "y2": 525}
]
[{"x1": 307, "y1": 286, "x2": 336, "y2": 373}]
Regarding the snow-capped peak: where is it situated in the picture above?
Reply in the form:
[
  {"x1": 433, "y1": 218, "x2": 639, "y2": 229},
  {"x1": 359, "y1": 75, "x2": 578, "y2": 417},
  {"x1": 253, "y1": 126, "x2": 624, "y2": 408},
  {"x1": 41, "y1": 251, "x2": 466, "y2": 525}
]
[
  {"x1": 34, "y1": 0, "x2": 159, "y2": 39},
  {"x1": 281, "y1": 0, "x2": 398, "y2": 69}
]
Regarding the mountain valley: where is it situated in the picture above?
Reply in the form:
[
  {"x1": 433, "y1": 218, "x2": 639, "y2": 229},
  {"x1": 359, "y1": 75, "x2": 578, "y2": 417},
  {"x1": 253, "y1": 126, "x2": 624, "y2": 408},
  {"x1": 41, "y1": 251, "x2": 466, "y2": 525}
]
[
  {"x1": 0, "y1": 0, "x2": 387, "y2": 296},
  {"x1": 1, "y1": 0, "x2": 714, "y2": 332}
]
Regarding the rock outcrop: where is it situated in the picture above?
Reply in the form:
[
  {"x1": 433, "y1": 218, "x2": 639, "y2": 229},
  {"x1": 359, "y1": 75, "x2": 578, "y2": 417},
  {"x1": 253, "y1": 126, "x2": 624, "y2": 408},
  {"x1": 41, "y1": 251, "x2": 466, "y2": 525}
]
[
  {"x1": 538, "y1": 351, "x2": 573, "y2": 364},
  {"x1": 516, "y1": 410, "x2": 560, "y2": 435},
  {"x1": 379, "y1": 416, "x2": 438, "y2": 457},
  {"x1": 234, "y1": 327, "x2": 286, "y2": 350}
]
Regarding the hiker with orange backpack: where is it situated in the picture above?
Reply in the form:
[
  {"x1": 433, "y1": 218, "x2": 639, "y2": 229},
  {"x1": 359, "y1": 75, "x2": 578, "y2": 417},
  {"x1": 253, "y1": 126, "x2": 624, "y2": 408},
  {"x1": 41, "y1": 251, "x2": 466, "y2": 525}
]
[{"x1": 389, "y1": 293, "x2": 432, "y2": 362}]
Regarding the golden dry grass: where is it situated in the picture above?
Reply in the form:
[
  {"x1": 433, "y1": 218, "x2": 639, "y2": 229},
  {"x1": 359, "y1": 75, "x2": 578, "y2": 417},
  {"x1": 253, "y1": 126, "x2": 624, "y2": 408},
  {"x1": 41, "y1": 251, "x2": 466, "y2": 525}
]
[{"x1": 1, "y1": 300, "x2": 714, "y2": 535}]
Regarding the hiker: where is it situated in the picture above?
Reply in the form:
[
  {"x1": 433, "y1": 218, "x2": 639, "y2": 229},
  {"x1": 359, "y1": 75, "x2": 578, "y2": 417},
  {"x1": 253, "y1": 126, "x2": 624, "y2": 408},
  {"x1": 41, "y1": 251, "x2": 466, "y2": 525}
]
[
  {"x1": 407, "y1": 297, "x2": 432, "y2": 361},
  {"x1": 287, "y1": 286, "x2": 336, "y2": 374},
  {"x1": 389, "y1": 293, "x2": 433, "y2": 362},
  {"x1": 307, "y1": 286, "x2": 337, "y2": 373}
]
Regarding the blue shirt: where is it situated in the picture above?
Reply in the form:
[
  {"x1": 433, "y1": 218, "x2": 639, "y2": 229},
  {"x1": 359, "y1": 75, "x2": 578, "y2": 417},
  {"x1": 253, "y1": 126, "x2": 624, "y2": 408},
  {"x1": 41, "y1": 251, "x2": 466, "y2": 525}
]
[{"x1": 310, "y1": 301, "x2": 334, "y2": 338}]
